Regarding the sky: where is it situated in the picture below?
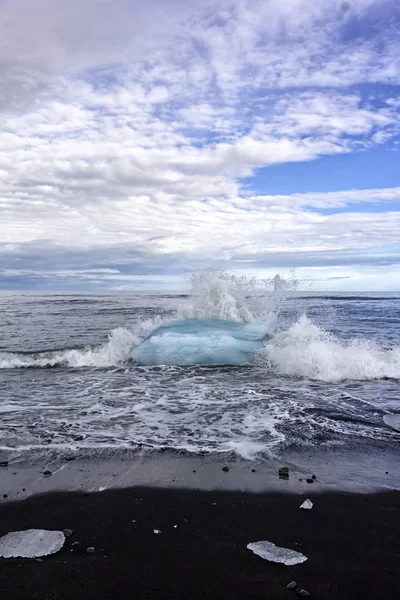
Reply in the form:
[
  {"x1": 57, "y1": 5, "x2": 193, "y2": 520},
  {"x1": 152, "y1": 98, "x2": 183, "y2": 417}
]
[{"x1": 1, "y1": 0, "x2": 400, "y2": 291}]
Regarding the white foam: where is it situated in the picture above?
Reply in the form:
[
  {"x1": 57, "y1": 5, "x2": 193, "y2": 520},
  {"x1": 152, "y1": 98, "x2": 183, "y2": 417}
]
[
  {"x1": 258, "y1": 315, "x2": 400, "y2": 382},
  {"x1": 0, "y1": 327, "x2": 137, "y2": 369}
]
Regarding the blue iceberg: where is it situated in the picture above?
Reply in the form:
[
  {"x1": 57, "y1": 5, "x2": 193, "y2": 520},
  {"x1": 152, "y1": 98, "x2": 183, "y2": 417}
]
[{"x1": 132, "y1": 318, "x2": 269, "y2": 366}]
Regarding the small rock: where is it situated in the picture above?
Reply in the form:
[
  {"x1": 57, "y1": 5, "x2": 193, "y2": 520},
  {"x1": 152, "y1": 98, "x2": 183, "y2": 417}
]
[
  {"x1": 279, "y1": 466, "x2": 289, "y2": 478},
  {"x1": 296, "y1": 589, "x2": 310, "y2": 597},
  {"x1": 312, "y1": 474, "x2": 316, "y2": 480},
  {"x1": 3, "y1": 494, "x2": 8, "y2": 499},
  {"x1": 222, "y1": 466, "x2": 229, "y2": 472},
  {"x1": 63, "y1": 529, "x2": 73, "y2": 537},
  {"x1": 251, "y1": 469, "x2": 257, "y2": 473},
  {"x1": 43, "y1": 470, "x2": 52, "y2": 477},
  {"x1": 193, "y1": 470, "x2": 196, "y2": 473},
  {"x1": 287, "y1": 581, "x2": 297, "y2": 589},
  {"x1": 0, "y1": 461, "x2": 8, "y2": 467},
  {"x1": 306, "y1": 478, "x2": 314, "y2": 484},
  {"x1": 86, "y1": 547, "x2": 95, "y2": 554}
]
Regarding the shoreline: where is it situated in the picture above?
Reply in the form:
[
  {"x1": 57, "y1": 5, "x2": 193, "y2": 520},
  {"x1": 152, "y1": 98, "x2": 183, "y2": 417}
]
[
  {"x1": 1, "y1": 484, "x2": 399, "y2": 599},
  {"x1": 0, "y1": 446, "x2": 399, "y2": 504}
]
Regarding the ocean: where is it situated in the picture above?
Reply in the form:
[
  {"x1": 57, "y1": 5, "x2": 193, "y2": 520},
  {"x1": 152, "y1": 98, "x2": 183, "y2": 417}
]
[{"x1": 1, "y1": 275, "x2": 399, "y2": 489}]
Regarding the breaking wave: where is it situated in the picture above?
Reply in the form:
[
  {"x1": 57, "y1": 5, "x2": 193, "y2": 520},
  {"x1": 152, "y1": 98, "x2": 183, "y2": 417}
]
[
  {"x1": 1, "y1": 270, "x2": 399, "y2": 381},
  {"x1": 258, "y1": 315, "x2": 400, "y2": 382},
  {"x1": 0, "y1": 327, "x2": 138, "y2": 369}
]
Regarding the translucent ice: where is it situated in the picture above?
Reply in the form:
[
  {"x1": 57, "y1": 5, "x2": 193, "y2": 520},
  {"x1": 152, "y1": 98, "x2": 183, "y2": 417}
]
[
  {"x1": 247, "y1": 540, "x2": 308, "y2": 565},
  {"x1": 383, "y1": 414, "x2": 400, "y2": 432},
  {"x1": 132, "y1": 318, "x2": 269, "y2": 366},
  {"x1": 300, "y1": 499, "x2": 313, "y2": 509},
  {"x1": 0, "y1": 529, "x2": 65, "y2": 558}
]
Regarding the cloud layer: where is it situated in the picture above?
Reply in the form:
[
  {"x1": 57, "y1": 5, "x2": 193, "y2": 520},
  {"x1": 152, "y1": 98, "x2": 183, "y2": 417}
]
[{"x1": 1, "y1": 0, "x2": 400, "y2": 290}]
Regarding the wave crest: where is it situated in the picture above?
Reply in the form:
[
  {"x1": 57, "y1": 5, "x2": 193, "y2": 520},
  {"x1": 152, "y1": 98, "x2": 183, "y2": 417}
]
[{"x1": 258, "y1": 315, "x2": 400, "y2": 382}]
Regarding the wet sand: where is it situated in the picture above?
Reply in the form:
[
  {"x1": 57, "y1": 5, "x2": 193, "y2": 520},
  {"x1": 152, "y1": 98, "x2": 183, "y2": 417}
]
[{"x1": 0, "y1": 483, "x2": 399, "y2": 599}]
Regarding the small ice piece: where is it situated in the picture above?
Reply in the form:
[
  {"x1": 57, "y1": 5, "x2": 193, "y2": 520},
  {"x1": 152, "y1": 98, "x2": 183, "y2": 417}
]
[
  {"x1": 0, "y1": 529, "x2": 65, "y2": 558},
  {"x1": 300, "y1": 499, "x2": 313, "y2": 510},
  {"x1": 383, "y1": 414, "x2": 400, "y2": 432},
  {"x1": 153, "y1": 529, "x2": 162, "y2": 535},
  {"x1": 247, "y1": 540, "x2": 307, "y2": 565},
  {"x1": 173, "y1": 525, "x2": 178, "y2": 528}
]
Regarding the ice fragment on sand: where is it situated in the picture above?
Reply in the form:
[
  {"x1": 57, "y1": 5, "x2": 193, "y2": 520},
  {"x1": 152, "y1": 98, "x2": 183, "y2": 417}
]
[
  {"x1": 247, "y1": 540, "x2": 307, "y2": 565},
  {"x1": 0, "y1": 529, "x2": 65, "y2": 558},
  {"x1": 153, "y1": 529, "x2": 162, "y2": 534},
  {"x1": 300, "y1": 499, "x2": 313, "y2": 510}
]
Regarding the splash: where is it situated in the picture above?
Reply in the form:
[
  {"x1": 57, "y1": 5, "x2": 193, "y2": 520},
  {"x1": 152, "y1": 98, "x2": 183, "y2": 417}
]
[
  {"x1": 258, "y1": 315, "x2": 400, "y2": 382},
  {"x1": 180, "y1": 270, "x2": 255, "y2": 322},
  {"x1": 180, "y1": 269, "x2": 293, "y2": 329}
]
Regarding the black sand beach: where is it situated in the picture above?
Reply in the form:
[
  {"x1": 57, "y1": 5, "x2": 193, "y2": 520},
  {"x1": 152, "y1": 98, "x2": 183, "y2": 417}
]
[{"x1": 1, "y1": 485, "x2": 399, "y2": 600}]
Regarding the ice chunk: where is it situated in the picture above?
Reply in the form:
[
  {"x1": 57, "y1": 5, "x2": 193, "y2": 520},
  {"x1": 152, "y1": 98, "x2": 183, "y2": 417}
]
[
  {"x1": 132, "y1": 318, "x2": 269, "y2": 366},
  {"x1": 300, "y1": 499, "x2": 313, "y2": 510},
  {"x1": 0, "y1": 529, "x2": 65, "y2": 558},
  {"x1": 383, "y1": 414, "x2": 400, "y2": 432},
  {"x1": 247, "y1": 540, "x2": 307, "y2": 565}
]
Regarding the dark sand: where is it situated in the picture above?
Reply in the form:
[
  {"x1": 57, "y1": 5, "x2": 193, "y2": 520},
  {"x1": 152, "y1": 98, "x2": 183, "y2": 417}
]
[{"x1": 1, "y1": 486, "x2": 399, "y2": 599}]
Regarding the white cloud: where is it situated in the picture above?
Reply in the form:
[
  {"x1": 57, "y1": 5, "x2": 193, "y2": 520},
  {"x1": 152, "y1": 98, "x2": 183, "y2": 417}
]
[{"x1": 0, "y1": 0, "x2": 400, "y2": 289}]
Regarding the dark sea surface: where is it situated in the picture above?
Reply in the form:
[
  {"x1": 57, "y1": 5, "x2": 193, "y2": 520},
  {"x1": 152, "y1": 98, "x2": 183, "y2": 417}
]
[{"x1": 0, "y1": 286, "x2": 399, "y2": 487}]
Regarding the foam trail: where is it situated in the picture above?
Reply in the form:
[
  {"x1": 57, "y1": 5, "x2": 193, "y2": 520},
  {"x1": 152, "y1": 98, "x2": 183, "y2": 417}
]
[
  {"x1": 0, "y1": 327, "x2": 138, "y2": 369},
  {"x1": 259, "y1": 315, "x2": 400, "y2": 382}
]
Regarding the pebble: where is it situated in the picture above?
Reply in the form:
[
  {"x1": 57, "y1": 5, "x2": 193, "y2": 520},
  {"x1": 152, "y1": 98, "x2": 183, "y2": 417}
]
[
  {"x1": 3, "y1": 494, "x2": 8, "y2": 499},
  {"x1": 0, "y1": 461, "x2": 8, "y2": 467},
  {"x1": 251, "y1": 469, "x2": 257, "y2": 473},
  {"x1": 86, "y1": 547, "x2": 95, "y2": 554},
  {"x1": 296, "y1": 589, "x2": 310, "y2": 597},
  {"x1": 312, "y1": 474, "x2": 316, "y2": 480},
  {"x1": 222, "y1": 466, "x2": 229, "y2": 472},
  {"x1": 63, "y1": 529, "x2": 73, "y2": 537},
  {"x1": 287, "y1": 581, "x2": 297, "y2": 589},
  {"x1": 279, "y1": 466, "x2": 289, "y2": 478},
  {"x1": 306, "y1": 478, "x2": 314, "y2": 484},
  {"x1": 43, "y1": 470, "x2": 52, "y2": 477}
]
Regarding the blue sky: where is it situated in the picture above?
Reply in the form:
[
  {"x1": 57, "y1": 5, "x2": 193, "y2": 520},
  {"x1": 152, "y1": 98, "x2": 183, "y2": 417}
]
[{"x1": 0, "y1": 0, "x2": 400, "y2": 291}]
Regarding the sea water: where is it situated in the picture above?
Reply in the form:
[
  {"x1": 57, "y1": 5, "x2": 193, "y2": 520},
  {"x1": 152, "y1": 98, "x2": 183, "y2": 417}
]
[{"x1": 0, "y1": 272, "x2": 399, "y2": 486}]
